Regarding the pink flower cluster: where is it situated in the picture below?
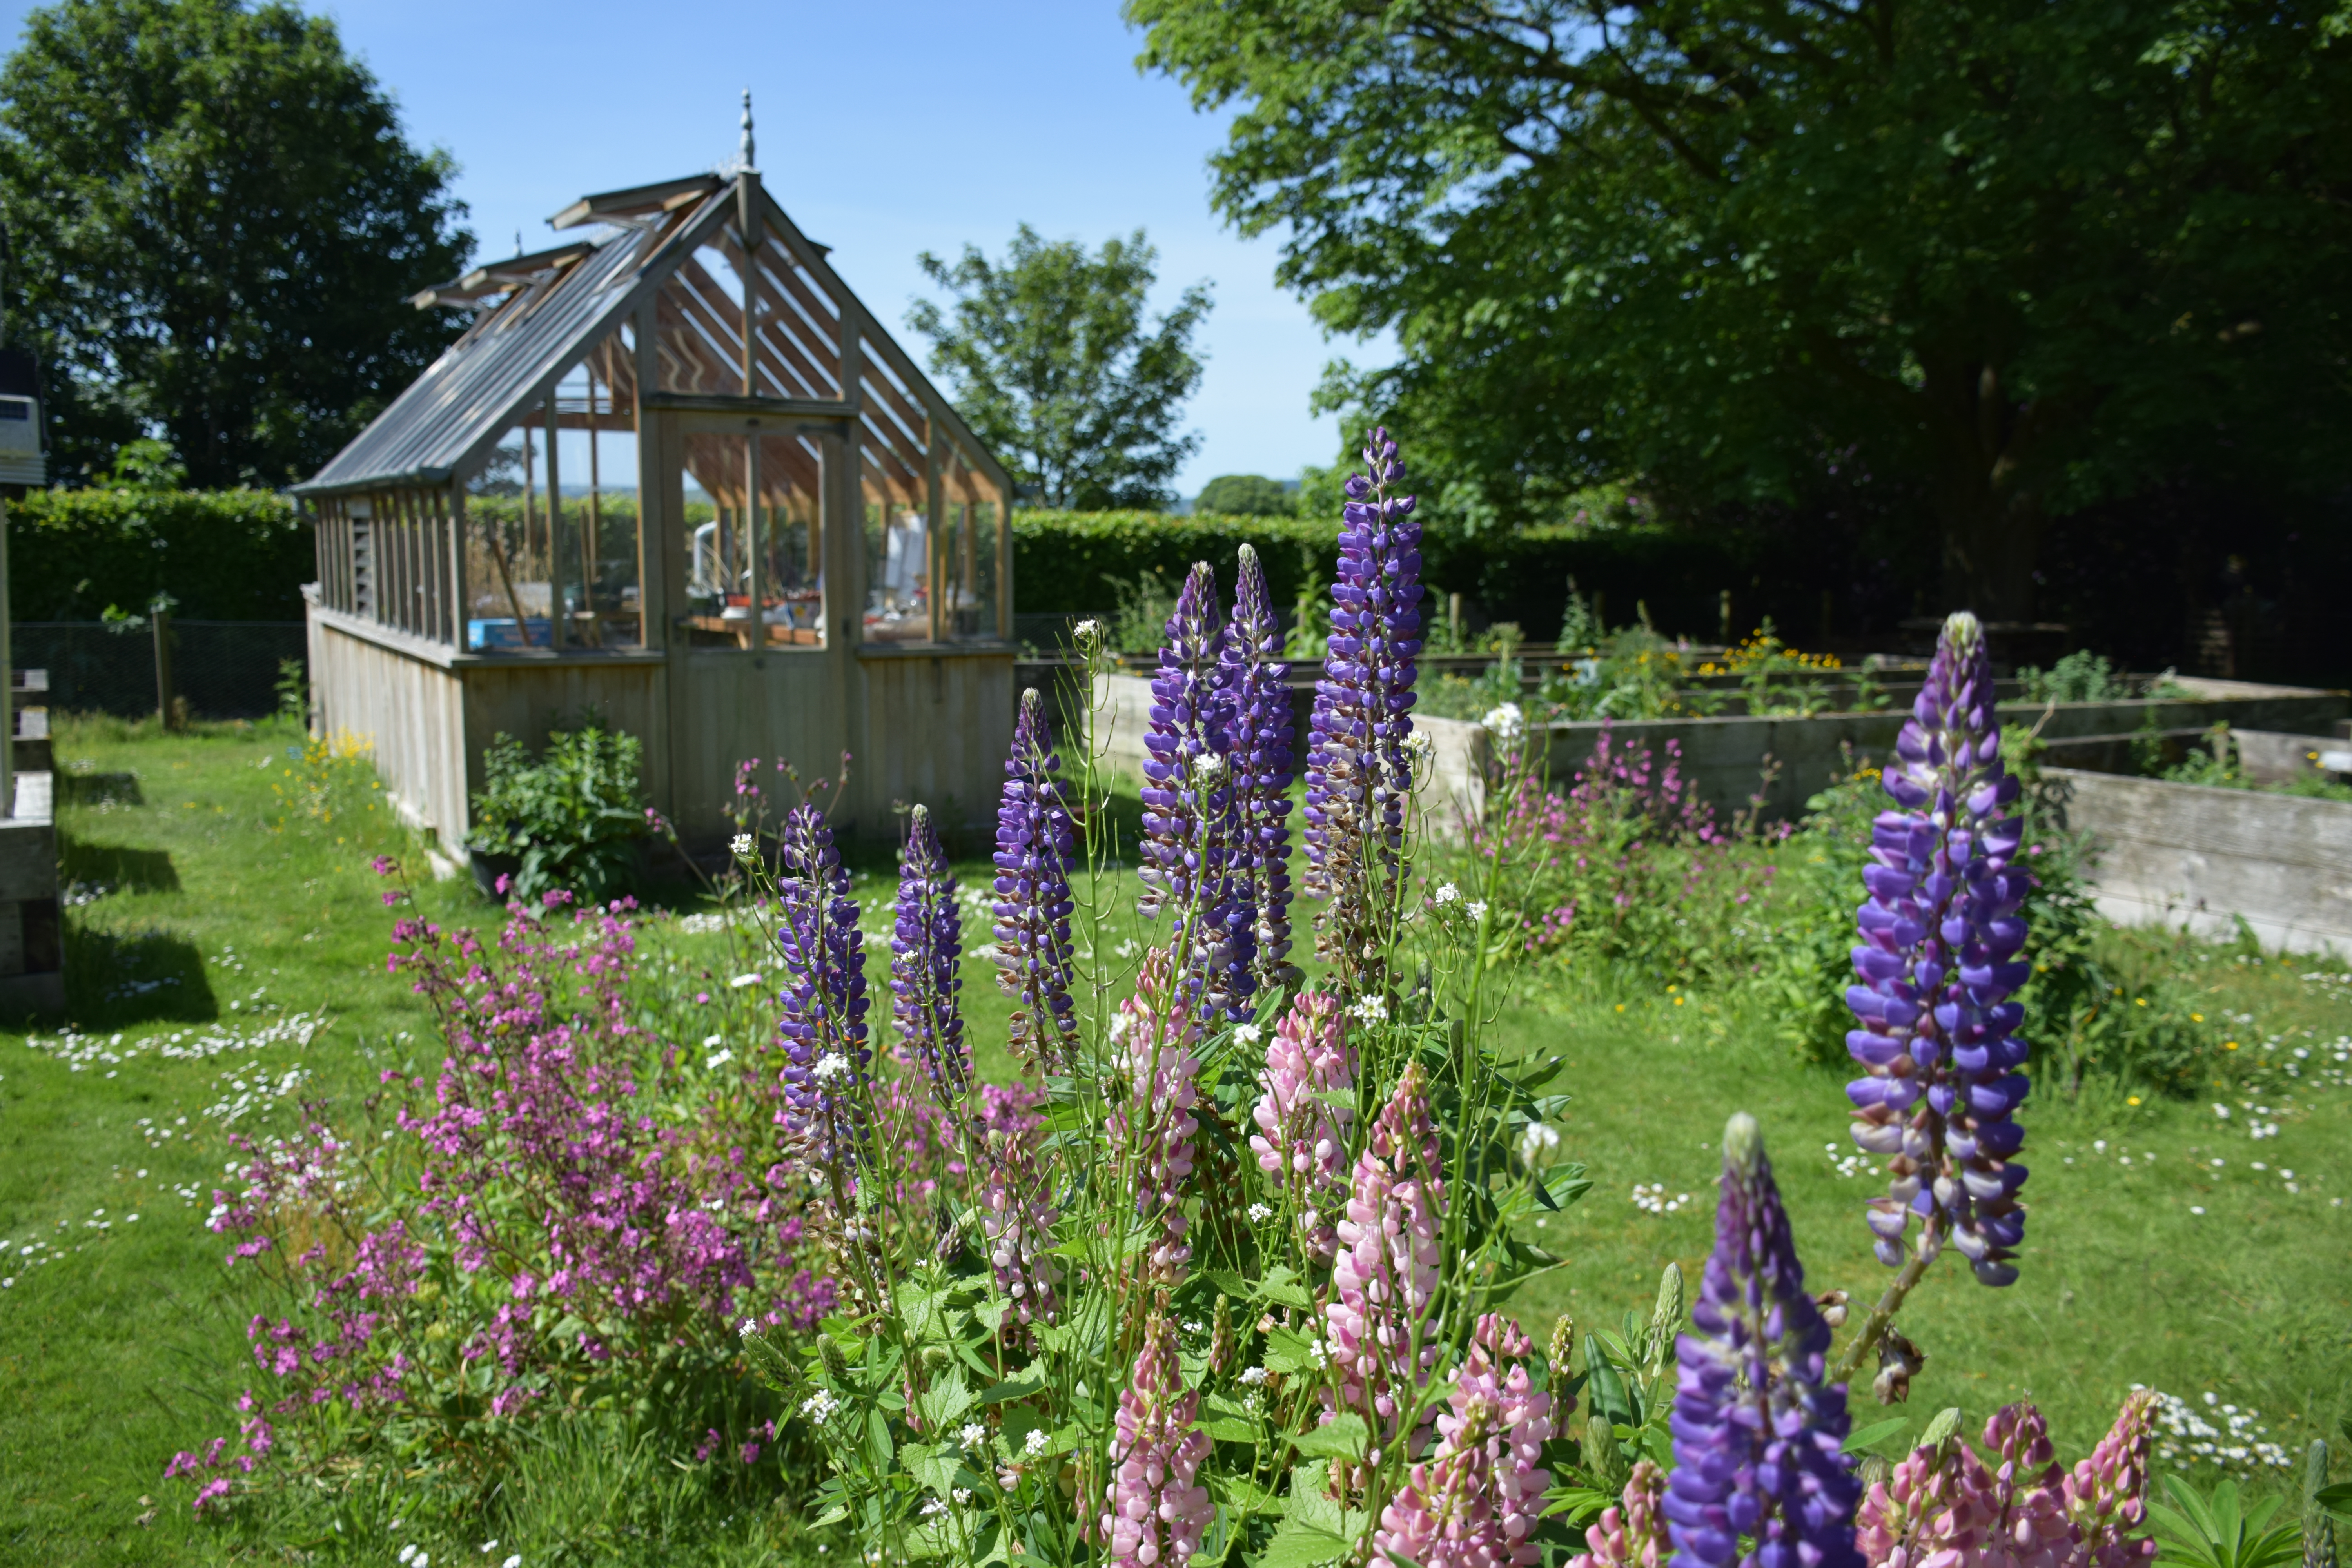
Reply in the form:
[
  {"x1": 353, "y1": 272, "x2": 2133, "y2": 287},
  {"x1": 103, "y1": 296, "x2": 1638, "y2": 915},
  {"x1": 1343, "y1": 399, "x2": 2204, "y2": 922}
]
[
  {"x1": 1100, "y1": 1314, "x2": 1213, "y2": 1568},
  {"x1": 167, "y1": 898, "x2": 831, "y2": 1514},
  {"x1": 1247, "y1": 991, "x2": 1356, "y2": 1263},
  {"x1": 1325, "y1": 1061, "x2": 1445, "y2": 1459},
  {"x1": 1856, "y1": 1393, "x2": 2157, "y2": 1568},
  {"x1": 1374, "y1": 1313, "x2": 1557, "y2": 1568},
  {"x1": 1107, "y1": 951, "x2": 1202, "y2": 1286},
  {"x1": 1569, "y1": 1460, "x2": 1668, "y2": 1568},
  {"x1": 977, "y1": 1084, "x2": 1062, "y2": 1331}
]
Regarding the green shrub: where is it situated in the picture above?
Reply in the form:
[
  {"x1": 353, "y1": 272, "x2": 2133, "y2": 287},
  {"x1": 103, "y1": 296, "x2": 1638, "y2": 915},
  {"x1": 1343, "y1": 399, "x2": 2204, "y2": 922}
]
[
  {"x1": 1192, "y1": 474, "x2": 1296, "y2": 515},
  {"x1": 8, "y1": 486, "x2": 312, "y2": 619},
  {"x1": 466, "y1": 726, "x2": 650, "y2": 902}
]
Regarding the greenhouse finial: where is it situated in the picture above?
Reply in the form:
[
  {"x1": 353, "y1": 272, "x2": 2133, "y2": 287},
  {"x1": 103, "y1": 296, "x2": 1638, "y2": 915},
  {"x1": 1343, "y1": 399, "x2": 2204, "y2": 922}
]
[{"x1": 740, "y1": 88, "x2": 755, "y2": 172}]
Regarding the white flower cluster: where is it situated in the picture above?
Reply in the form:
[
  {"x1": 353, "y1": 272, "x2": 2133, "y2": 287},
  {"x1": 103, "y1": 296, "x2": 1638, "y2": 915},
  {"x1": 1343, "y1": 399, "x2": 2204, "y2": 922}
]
[
  {"x1": 397, "y1": 1548, "x2": 430, "y2": 1567},
  {"x1": 1233, "y1": 1022, "x2": 1263, "y2": 1047},
  {"x1": 1403, "y1": 731, "x2": 1434, "y2": 764},
  {"x1": 1630, "y1": 1183, "x2": 1691, "y2": 1216},
  {"x1": 1481, "y1": 702, "x2": 1526, "y2": 742},
  {"x1": 959, "y1": 1422, "x2": 988, "y2": 1450},
  {"x1": 1192, "y1": 750, "x2": 1225, "y2": 779},
  {"x1": 731, "y1": 832, "x2": 755, "y2": 858},
  {"x1": 1073, "y1": 619, "x2": 1105, "y2": 644},
  {"x1": 1024, "y1": 1427, "x2": 1050, "y2": 1457},
  {"x1": 1239, "y1": 1365, "x2": 1270, "y2": 1387},
  {"x1": 800, "y1": 1389, "x2": 842, "y2": 1423},
  {"x1": 729, "y1": 971, "x2": 763, "y2": 990},
  {"x1": 1305, "y1": 1337, "x2": 1331, "y2": 1369},
  {"x1": 2140, "y1": 1386, "x2": 2293, "y2": 1474},
  {"x1": 1348, "y1": 996, "x2": 1389, "y2": 1024},
  {"x1": 1432, "y1": 882, "x2": 1460, "y2": 907},
  {"x1": 1517, "y1": 1122, "x2": 1561, "y2": 1163},
  {"x1": 811, "y1": 1052, "x2": 853, "y2": 1083},
  {"x1": 1823, "y1": 1142, "x2": 1872, "y2": 1179},
  {"x1": 1246, "y1": 1202, "x2": 1273, "y2": 1224}
]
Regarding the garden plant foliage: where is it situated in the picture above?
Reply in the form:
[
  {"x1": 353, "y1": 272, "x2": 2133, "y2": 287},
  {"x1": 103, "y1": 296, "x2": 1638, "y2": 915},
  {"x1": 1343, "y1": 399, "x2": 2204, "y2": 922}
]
[
  {"x1": 143, "y1": 440, "x2": 2352, "y2": 1566},
  {"x1": 5, "y1": 486, "x2": 312, "y2": 620},
  {"x1": 465, "y1": 726, "x2": 651, "y2": 904}
]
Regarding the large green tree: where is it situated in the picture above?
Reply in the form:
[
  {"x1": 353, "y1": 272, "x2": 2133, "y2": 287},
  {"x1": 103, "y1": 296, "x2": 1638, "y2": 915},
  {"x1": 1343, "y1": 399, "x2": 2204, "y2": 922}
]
[
  {"x1": 0, "y1": 0, "x2": 471, "y2": 486},
  {"x1": 1130, "y1": 0, "x2": 2352, "y2": 617},
  {"x1": 907, "y1": 225, "x2": 1211, "y2": 510}
]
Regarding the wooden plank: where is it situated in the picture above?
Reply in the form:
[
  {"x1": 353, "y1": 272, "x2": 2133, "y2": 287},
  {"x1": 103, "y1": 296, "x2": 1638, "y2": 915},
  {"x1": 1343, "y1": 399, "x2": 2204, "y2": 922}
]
[
  {"x1": 640, "y1": 392, "x2": 856, "y2": 419},
  {"x1": 448, "y1": 486, "x2": 470, "y2": 649}
]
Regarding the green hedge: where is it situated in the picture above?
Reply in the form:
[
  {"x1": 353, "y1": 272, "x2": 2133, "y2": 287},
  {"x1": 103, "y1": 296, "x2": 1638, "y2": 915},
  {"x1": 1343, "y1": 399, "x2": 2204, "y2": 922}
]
[
  {"x1": 7, "y1": 488, "x2": 313, "y2": 620},
  {"x1": 1011, "y1": 510, "x2": 1758, "y2": 642}
]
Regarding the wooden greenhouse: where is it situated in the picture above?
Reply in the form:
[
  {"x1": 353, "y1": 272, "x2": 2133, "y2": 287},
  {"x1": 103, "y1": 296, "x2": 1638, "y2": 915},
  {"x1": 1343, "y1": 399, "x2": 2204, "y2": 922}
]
[{"x1": 297, "y1": 123, "x2": 1015, "y2": 852}]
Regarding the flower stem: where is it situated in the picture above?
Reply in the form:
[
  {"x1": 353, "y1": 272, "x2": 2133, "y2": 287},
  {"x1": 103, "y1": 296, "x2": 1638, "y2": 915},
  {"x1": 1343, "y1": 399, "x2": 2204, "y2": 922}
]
[{"x1": 1830, "y1": 1218, "x2": 1941, "y2": 1383}]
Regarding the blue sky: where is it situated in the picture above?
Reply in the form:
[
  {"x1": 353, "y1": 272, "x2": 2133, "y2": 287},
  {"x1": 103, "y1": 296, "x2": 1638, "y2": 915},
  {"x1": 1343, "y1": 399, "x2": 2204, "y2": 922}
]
[{"x1": 0, "y1": 0, "x2": 1380, "y2": 495}]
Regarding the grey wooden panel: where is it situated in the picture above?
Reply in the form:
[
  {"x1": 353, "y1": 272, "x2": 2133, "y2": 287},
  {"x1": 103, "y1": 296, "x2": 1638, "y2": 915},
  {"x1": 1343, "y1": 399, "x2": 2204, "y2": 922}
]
[{"x1": 2043, "y1": 768, "x2": 2352, "y2": 951}]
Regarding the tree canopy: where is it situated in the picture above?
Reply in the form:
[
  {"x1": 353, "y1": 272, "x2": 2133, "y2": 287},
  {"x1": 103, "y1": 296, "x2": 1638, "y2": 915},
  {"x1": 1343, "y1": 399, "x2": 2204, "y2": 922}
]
[
  {"x1": 0, "y1": 0, "x2": 472, "y2": 486},
  {"x1": 1194, "y1": 473, "x2": 1295, "y2": 516},
  {"x1": 1129, "y1": 0, "x2": 2352, "y2": 616},
  {"x1": 907, "y1": 224, "x2": 1210, "y2": 511}
]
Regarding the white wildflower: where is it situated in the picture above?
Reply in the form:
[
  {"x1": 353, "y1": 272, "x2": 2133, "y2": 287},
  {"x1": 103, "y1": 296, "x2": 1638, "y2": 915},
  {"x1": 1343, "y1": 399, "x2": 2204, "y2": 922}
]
[
  {"x1": 1233, "y1": 1022, "x2": 1263, "y2": 1046},
  {"x1": 1246, "y1": 1202, "x2": 1273, "y2": 1223},
  {"x1": 1074, "y1": 619, "x2": 1105, "y2": 643},
  {"x1": 705, "y1": 1048, "x2": 734, "y2": 1070},
  {"x1": 1193, "y1": 750, "x2": 1225, "y2": 779},
  {"x1": 1025, "y1": 1427, "x2": 1050, "y2": 1456},
  {"x1": 730, "y1": 972, "x2": 762, "y2": 989},
  {"x1": 1348, "y1": 996, "x2": 1389, "y2": 1024},
  {"x1": 1481, "y1": 702, "x2": 1526, "y2": 742},
  {"x1": 400, "y1": 1550, "x2": 418, "y2": 1567},
  {"x1": 1403, "y1": 731, "x2": 1434, "y2": 763},
  {"x1": 740, "y1": 1318, "x2": 759, "y2": 1338},
  {"x1": 1239, "y1": 1365, "x2": 1270, "y2": 1386},
  {"x1": 959, "y1": 1422, "x2": 988, "y2": 1450},
  {"x1": 1432, "y1": 882, "x2": 1460, "y2": 906},
  {"x1": 731, "y1": 833, "x2": 755, "y2": 858},
  {"x1": 811, "y1": 1052, "x2": 851, "y2": 1082},
  {"x1": 953, "y1": 1488, "x2": 975, "y2": 1506},
  {"x1": 1466, "y1": 900, "x2": 1489, "y2": 923}
]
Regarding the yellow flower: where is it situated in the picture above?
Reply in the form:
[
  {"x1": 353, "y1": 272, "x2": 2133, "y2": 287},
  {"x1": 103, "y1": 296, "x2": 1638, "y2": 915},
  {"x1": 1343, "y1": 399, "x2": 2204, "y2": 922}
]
[
  {"x1": 2127, "y1": 1095, "x2": 2142, "y2": 1106},
  {"x1": 2190, "y1": 1013, "x2": 2204, "y2": 1022},
  {"x1": 2134, "y1": 998, "x2": 2147, "y2": 1007},
  {"x1": 2224, "y1": 1041, "x2": 2239, "y2": 1051},
  {"x1": 1614, "y1": 1004, "x2": 1626, "y2": 1013}
]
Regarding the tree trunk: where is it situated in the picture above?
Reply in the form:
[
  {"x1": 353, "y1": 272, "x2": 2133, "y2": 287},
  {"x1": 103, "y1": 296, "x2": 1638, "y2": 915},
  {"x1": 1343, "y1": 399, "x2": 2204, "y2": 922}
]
[{"x1": 1922, "y1": 358, "x2": 2045, "y2": 621}]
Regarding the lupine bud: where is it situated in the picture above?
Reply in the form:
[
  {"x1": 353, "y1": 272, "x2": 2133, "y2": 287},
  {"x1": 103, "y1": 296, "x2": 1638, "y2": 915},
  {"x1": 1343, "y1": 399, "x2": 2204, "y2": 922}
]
[
  {"x1": 1221, "y1": 543, "x2": 1299, "y2": 993},
  {"x1": 2063, "y1": 1390, "x2": 2159, "y2": 1568},
  {"x1": 1569, "y1": 1460, "x2": 1668, "y2": 1568},
  {"x1": 1109, "y1": 950, "x2": 1202, "y2": 1287},
  {"x1": 1303, "y1": 427, "x2": 1423, "y2": 981},
  {"x1": 1845, "y1": 610, "x2": 2031, "y2": 1286},
  {"x1": 979, "y1": 1115, "x2": 1062, "y2": 1333},
  {"x1": 775, "y1": 802, "x2": 871, "y2": 1162},
  {"x1": 1324, "y1": 1061, "x2": 1444, "y2": 1458},
  {"x1": 1139, "y1": 561, "x2": 1255, "y2": 1017},
  {"x1": 1102, "y1": 1312, "x2": 1213, "y2": 1568},
  {"x1": 1246, "y1": 991, "x2": 1356, "y2": 1263},
  {"x1": 1549, "y1": 1313, "x2": 1577, "y2": 1377},
  {"x1": 891, "y1": 804, "x2": 967, "y2": 1099},
  {"x1": 1207, "y1": 1293, "x2": 1235, "y2": 1377},
  {"x1": 1666, "y1": 1112, "x2": 1861, "y2": 1568},
  {"x1": 993, "y1": 689, "x2": 1079, "y2": 1072}
]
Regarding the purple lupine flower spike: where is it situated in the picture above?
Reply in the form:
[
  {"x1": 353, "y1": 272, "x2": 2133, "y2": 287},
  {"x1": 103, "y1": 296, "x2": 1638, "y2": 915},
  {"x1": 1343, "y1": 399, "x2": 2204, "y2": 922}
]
[
  {"x1": 1845, "y1": 609, "x2": 2031, "y2": 1286},
  {"x1": 890, "y1": 803, "x2": 966, "y2": 1099},
  {"x1": 775, "y1": 800, "x2": 872, "y2": 1162},
  {"x1": 993, "y1": 689, "x2": 1079, "y2": 1073},
  {"x1": 1666, "y1": 1112, "x2": 1860, "y2": 1568},
  {"x1": 1140, "y1": 561, "x2": 1255, "y2": 1017},
  {"x1": 1304, "y1": 426, "x2": 1423, "y2": 980},
  {"x1": 1222, "y1": 542, "x2": 1298, "y2": 992}
]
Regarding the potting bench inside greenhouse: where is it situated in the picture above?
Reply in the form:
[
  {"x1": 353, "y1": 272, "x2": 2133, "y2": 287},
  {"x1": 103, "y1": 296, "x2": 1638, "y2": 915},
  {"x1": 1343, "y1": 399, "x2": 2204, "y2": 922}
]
[{"x1": 296, "y1": 131, "x2": 1015, "y2": 849}]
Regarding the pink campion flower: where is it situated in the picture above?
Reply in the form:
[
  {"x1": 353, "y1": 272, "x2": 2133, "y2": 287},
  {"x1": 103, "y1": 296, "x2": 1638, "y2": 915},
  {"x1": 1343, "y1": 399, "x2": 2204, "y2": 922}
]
[
  {"x1": 1569, "y1": 1460, "x2": 1668, "y2": 1568},
  {"x1": 1106, "y1": 950, "x2": 1201, "y2": 1286},
  {"x1": 1324, "y1": 1061, "x2": 1444, "y2": 1462},
  {"x1": 2062, "y1": 1390, "x2": 2158, "y2": 1568},
  {"x1": 1101, "y1": 1313, "x2": 1212, "y2": 1568},
  {"x1": 1247, "y1": 991, "x2": 1356, "y2": 1263}
]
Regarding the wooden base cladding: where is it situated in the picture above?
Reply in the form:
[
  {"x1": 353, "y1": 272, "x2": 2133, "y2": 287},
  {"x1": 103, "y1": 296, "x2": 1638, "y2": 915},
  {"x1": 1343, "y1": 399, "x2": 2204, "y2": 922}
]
[{"x1": 310, "y1": 606, "x2": 1014, "y2": 854}]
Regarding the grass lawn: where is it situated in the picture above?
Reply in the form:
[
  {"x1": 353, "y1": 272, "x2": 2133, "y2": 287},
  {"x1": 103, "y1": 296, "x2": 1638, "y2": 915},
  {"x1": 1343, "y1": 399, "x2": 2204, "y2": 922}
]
[{"x1": 2, "y1": 717, "x2": 2345, "y2": 1563}]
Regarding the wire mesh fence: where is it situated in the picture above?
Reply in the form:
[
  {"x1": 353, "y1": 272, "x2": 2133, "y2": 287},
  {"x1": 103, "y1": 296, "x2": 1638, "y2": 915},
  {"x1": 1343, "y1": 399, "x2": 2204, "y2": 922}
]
[{"x1": 13, "y1": 621, "x2": 305, "y2": 721}]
